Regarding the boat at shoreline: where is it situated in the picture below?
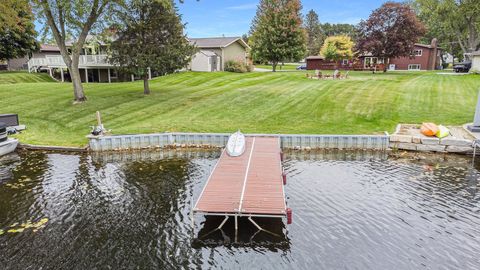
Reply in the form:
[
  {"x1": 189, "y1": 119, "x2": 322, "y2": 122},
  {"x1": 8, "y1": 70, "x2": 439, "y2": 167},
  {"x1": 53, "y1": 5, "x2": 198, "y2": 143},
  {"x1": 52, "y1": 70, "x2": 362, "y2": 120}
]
[
  {"x1": 226, "y1": 131, "x2": 245, "y2": 157},
  {"x1": 0, "y1": 122, "x2": 18, "y2": 157}
]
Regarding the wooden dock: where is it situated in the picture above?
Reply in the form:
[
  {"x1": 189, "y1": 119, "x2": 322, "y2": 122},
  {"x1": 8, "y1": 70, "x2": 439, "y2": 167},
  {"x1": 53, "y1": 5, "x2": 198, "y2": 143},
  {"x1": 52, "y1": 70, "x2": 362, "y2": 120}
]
[{"x1": 193, "y1": 136, "x2": 287, "y2": 230}]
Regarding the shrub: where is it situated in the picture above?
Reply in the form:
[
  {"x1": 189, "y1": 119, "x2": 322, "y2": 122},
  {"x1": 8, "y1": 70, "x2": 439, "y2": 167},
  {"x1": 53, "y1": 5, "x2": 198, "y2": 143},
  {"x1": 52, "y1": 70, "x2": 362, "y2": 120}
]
[{"x1": 225, "y1": 60, "x2": 250, "y2": 73}]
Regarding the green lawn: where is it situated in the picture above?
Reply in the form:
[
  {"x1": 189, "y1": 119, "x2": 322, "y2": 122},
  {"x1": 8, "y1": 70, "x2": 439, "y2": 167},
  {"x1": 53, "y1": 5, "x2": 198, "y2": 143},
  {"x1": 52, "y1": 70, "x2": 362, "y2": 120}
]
[
  {"x1": 0, "y1": 71, "x2": 55, "y2": 84},
  {"x1": 0, "y1": 70, "x2": 479, "y2": 147}
]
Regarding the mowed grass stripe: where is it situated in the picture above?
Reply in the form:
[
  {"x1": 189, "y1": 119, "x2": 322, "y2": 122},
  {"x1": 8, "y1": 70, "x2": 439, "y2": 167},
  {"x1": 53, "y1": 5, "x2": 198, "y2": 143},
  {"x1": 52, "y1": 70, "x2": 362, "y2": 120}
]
[{"x1": 0, "y1": 71, "x2": 479, "y2": 146}]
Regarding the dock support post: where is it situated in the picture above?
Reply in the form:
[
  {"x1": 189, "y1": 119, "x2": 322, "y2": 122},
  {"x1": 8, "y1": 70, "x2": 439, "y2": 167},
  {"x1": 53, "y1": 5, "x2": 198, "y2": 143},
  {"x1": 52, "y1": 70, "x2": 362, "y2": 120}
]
[
  {"x1": 248, "y1": 216, "x2": 263, "y2": 231},
  {"x1": 217, "y1": 216, "x2": 229, "y2": 229},
  {"x1": 234, "y1": 215, "x2": 238, "y2": 242},
  {"x1": 108, "y1": 68, "x2": 111, "y2": 83},
  {"x1": 85, "y1": 68, "x2": 89, "y2": 83},
  {"x1": 190, "y1": 197, "x2": 195, "y2": 232},
  {"x1": 60, "y1": 68, "x2": 64, "y2": 82},
  {"x1": 98, "y1": 69, "x2": 101, "y2": 83},
  {"x1": 49, "y1": 68, "x2": 52, "y2": 78}
]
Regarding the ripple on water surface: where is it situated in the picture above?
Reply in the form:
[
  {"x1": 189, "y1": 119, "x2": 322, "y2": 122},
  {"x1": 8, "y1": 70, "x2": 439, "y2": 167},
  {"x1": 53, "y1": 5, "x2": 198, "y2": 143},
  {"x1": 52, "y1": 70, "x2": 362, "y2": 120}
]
[{"x1": 0, "y1": 150, "x2": 479, "y2": 269}]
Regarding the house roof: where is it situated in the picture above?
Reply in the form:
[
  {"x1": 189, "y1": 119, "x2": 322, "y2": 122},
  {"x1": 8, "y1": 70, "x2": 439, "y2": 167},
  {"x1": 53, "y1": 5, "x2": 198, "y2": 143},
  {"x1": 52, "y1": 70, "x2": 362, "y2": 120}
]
[
  {"x1": 65, "y1": 35, "x2": 111, "y2": 46},
  {"x1": 40, "y1": 44, "x2": 60, "y2": 52},
  {"x1": 189, "y1": 37, "x2": 250, "y2": 49},
  {"x1": 306, "y1": 56, "x2": 325, "y2": 60}
]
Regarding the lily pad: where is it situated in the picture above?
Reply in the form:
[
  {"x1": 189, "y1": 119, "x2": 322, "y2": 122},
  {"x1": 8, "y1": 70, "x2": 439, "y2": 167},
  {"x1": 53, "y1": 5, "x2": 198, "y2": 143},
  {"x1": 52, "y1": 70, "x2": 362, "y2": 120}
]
[{"x1": 8, "y1": 228, "x2": 25, "y2": 233}]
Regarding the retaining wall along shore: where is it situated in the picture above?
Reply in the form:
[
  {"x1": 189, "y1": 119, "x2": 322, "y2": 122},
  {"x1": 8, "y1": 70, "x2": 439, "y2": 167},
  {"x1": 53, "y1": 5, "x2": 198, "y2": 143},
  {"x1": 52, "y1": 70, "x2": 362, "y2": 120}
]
[{"x1": 87, "y1": 132, "x2": 390, "y2": 152}]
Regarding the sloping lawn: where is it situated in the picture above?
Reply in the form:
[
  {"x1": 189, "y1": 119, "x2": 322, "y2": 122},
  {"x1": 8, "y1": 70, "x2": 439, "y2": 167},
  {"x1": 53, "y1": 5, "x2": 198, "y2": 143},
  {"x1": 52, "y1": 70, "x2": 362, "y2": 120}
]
[
  {"x1": 0, "y1": 71, "x2": 55, "y2": 84},
  {"x1": 0, "y1": 71, "x2": 479, "y2": 147}
]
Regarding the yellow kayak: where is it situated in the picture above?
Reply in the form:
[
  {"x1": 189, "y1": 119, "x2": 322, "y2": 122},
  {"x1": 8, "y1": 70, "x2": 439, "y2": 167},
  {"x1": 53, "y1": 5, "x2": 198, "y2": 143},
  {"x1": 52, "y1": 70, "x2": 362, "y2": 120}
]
[{"x1": 436, "y1": 125, "x2": 450, "y2": 138}]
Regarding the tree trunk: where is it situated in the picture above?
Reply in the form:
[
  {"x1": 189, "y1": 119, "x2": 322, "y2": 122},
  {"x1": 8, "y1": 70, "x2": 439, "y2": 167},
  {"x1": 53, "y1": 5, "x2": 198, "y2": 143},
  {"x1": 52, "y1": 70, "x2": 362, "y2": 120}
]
[
  {"x1": 272, "y1": 62, "x2": 277, "y2": 72},
  {"x1": 68, "y1": 58, "x2": 86, "y2": 102},
  {"x1": 143, "y1": 74, "x2": 150, "y2": 95}
]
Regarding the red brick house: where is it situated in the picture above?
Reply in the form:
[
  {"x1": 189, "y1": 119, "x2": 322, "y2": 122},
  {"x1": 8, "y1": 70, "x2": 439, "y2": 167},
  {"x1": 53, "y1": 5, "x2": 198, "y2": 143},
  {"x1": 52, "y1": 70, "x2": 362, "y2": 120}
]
[{"x1": 306, "y1": 39, "x2": 443, "y2": 71}]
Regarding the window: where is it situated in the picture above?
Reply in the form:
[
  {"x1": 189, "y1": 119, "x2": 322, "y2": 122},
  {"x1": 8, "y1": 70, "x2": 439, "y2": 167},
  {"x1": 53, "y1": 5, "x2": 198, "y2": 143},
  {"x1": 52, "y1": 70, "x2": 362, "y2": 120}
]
[
  {"x1": 342, "y1": 59, "x2": 349, "y2": 65},
  {"x1": 364, "y1": 57, "x2": 386, "y2": 68},
  {"x1": 413, "y1": 49, "x2": 423, "y2": 56},
  {"x1": 408, "y1": 64, "x2": 421, "y2": 70}
]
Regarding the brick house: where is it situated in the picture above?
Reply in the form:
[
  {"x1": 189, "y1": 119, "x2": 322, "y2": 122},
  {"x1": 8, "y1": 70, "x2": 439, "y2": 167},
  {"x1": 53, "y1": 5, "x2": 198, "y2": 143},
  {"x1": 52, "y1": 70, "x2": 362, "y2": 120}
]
[
  {"x1": 306, "y1": 39, "x2": 443, "y2": 71},
  {"x1": 362, "y1": 39, "x2": 443, "y2": 71}
]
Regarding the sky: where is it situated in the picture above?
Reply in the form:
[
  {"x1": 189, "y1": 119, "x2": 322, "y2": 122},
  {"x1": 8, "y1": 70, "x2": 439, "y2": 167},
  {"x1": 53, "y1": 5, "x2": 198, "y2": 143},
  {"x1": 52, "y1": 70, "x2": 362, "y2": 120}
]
[
  {"x1": 34, "y1": 0, "x2": 389, "y2": 38},
  {"x1": 176, "y1": 0, "x2": 388, "y2": 38}
]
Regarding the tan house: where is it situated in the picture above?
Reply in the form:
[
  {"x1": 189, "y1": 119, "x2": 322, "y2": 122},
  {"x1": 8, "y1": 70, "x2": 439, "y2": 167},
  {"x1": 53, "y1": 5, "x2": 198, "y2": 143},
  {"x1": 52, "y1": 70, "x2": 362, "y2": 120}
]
[
  {"x1": 189, "y1": 37, "x2": 249, "y2": 72},
  {"x1": 472, "y1": 51, "x2": 480, "y2": 73}
]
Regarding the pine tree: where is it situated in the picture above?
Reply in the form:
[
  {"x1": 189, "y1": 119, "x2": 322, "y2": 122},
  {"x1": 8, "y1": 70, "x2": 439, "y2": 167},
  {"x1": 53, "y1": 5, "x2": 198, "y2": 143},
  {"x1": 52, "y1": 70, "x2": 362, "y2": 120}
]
[
  {"x1": 249, "y1": 0, "x2": 307, "y2": 72},
  {"x1": 304, "y1": 9, "x2": 323, "y2": 56},
  {"x1": 109, "y1": 0, "x2": 195, "y2": 94}
]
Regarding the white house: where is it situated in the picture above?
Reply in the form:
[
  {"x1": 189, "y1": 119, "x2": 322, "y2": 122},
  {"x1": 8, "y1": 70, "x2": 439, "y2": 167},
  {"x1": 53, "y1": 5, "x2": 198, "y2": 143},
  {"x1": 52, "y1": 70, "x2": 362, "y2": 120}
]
[
  {"x1": 189, "y1": 37, "x2": 250, "y2": 72},
  {"x1": 190, "y1": 50, "x2": 221, "y2": 72},
  {"x1": 472, "y1": 51, "x2": 480, "y2": 73}
]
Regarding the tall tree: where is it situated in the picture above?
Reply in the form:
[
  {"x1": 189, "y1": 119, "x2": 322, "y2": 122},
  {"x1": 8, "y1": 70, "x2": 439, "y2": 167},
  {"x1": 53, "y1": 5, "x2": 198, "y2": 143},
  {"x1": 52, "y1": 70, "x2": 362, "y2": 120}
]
[
  {"x1": 0, "y1": 0, "x2": 39, "y2": 61},
  {"x1": 304, "y1": 9, "x2": 323, "y2": 56},
  {"x1": 249, "y1": 0, "x2": 307, "y2": 72},
  {"x1": 356, "y1": 2, "x2": 426, "y2": 71},
  {"x1": 412, "y1": 0, "x2": 480, "y2": 55},
  {"x1": 320, "y1": 35, "x2": 354, "y2": 61},
  {"x1": 321, "y1": 23, "x2": 356, "y2": 38},
  {"x1": 33, "y1": 0, "x2": 119, "y2": 103},
  {"x1": 109, "y1": 0, "x2": 194, "y2": 95}
]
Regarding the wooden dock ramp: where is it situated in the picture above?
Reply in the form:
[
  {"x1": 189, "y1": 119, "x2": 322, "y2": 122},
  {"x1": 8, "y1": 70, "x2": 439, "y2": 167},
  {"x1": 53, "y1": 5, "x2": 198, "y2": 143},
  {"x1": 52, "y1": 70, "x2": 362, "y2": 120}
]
[{"x1": 193, "y1": 136, "x2": 288, "y2": 232}]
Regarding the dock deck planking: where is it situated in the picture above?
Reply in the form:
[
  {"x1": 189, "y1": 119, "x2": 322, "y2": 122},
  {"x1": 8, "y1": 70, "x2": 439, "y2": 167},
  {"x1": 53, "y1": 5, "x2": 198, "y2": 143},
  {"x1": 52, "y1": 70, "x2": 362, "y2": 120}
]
[{"x1": 194, "y1": 136, "x2": 286, "y2": 218}]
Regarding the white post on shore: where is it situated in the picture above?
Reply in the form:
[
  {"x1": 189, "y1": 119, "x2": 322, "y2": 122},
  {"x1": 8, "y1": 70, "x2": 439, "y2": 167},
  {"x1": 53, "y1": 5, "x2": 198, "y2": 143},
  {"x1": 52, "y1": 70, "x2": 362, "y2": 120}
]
[
  {"x1": 468, "y1": 89, "x2": 480, "y2": 132},
  {"x1": 131, "y1": 74, "x2": 134, "y2": 82},
  {"x1": 98, "y1": 69, "x2": 101, "y2": 83},
  {"x1": 96, "y1": 111, "x2": 104, "y2": 131},
  {"x1": 49, "y1": 68, "x2": 52, "y2": 77},
  {"x1": 85, "y1": 68, "x2": 89, "y2": 83},
  {"x1": 148, "y1": 67, "x2": 152, "y2": 80},
  {"x1": 108, "y1": 68, "x2": 111, "y2": 83},
  {"x1": 60, "y1": 68, "x2": 64, "y2": 82}
]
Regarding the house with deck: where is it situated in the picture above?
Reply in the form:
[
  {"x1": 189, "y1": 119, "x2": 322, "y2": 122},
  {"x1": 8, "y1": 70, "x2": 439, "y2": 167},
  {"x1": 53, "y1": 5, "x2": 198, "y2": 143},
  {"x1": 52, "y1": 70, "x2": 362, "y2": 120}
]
[
  {"x1": 26, "y1": 35, "x2": 133, "y2": 83},
  {"x1": 306, "y1": 39, "x2": 443, "y2": 71},
  {"x1": 23, "y1": 36, "x2": 250, "y2": 82}
]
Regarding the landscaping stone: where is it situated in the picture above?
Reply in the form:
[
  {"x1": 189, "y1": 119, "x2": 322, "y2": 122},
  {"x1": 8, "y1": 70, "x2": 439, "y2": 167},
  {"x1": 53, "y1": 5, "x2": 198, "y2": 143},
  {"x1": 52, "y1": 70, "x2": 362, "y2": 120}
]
[
  {"x1": 412, "y1": 136, "x2": 423, "y2": 144},
  {"x1": 390, "y1": 134, "x2": 412, "y2": 143},
  {"x1": 440, "y1": 138, "x2": 472, "y2": 147},
  {"x1": 445, "y1": 146, "x2": 474, "y2": 153},
  {"x1": 420, "y1": 137, "x2": 440, "y2": 145},
  {"x1": 395, "y1": 143, "x2": 417, "y2": 151},
  {"x1": 416, "y1": 144, "x2": 446, "y2": 152}
]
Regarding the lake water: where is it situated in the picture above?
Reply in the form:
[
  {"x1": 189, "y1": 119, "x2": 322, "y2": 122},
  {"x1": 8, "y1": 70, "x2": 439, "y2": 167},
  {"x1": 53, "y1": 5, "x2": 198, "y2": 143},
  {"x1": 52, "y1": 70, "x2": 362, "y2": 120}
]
[{"x1": 0, "y1": 149, "x2": 479, "y2": 269}]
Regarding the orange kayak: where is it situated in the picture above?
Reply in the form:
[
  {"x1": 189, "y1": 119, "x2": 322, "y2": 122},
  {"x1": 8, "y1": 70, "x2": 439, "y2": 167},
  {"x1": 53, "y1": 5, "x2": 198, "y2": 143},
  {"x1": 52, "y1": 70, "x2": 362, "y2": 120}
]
[{"x1": 421, "y1": 123, "x2": 439, "y2": 137}]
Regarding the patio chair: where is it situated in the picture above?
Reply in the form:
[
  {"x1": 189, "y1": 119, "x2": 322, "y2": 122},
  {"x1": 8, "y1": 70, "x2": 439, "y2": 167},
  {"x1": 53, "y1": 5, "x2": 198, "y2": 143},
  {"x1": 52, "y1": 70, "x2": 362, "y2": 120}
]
[
  {"x1": 341, "y1": 71, "x2": 350, "y2": 79},
  {"x1": 333, "y1": 70, "x2": 341, "y2": 79}
]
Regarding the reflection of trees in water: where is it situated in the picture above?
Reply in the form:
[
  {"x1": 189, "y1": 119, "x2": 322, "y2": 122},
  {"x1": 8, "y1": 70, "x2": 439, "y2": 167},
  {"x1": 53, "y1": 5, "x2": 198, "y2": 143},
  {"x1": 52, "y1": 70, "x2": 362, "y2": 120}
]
[
  {"x1": 111, "y1": 157, "x2": 199, "y2": 268},
  {"x1": 0, "y1": 151, "x2": 49, "y2": 223}
]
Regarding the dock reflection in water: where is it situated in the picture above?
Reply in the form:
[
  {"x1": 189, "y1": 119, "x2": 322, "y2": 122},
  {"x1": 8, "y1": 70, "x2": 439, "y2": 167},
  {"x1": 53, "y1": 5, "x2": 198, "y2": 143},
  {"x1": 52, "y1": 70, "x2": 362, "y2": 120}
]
[{"x1": 0, "y1": 149, "x2": 479, "y2": 269}]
